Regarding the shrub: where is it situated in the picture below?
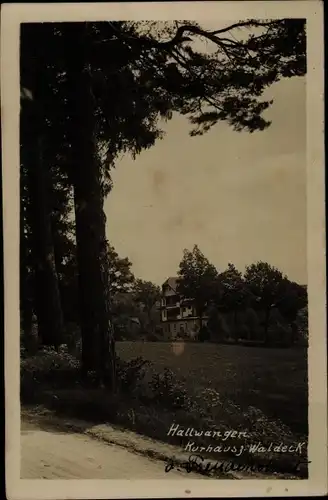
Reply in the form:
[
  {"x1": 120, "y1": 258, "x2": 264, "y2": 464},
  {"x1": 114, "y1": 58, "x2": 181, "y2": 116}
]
[
  {"x1": 21, "y1": 346, "x2": 80, "y2": 373},
  {"x1": 21, "y1": 348, "x2": 151, "y2": 396},
  {"x1": 20, "y1": 347, "x2": 81, "y2": 402},
  {"x1": 149, "y1": 367, "x2": 193, "y2": 410},
  {"x1": 116, "y1": 356, "x2": 151, "y2": 394}
]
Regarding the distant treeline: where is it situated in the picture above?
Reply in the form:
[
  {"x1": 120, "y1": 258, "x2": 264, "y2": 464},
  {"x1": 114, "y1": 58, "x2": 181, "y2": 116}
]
[{"x1": 174, "y1": 245, "x2": 307, "y2": 347}]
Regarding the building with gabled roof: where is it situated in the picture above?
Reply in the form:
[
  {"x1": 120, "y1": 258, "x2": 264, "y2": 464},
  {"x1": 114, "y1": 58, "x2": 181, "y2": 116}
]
[{"x1": 159, "y1": 277, "x2": 208, "y2": 339}]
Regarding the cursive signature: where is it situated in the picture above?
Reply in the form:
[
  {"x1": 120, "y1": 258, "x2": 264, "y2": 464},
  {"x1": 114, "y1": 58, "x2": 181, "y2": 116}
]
[{"x1": 165, "y1": 454, "x2": 311, "y2": 477}]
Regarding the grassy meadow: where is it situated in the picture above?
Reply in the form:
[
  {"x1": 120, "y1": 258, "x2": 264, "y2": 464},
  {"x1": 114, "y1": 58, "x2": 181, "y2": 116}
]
[{"x1": 116, "y1": 341, "x2": 308, "y2": 437}]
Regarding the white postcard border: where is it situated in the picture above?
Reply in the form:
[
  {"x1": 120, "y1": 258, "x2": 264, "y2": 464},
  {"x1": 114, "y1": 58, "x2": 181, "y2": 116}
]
[{"x1": 2, "y1": 2, "x2": 326, "y2": 498}]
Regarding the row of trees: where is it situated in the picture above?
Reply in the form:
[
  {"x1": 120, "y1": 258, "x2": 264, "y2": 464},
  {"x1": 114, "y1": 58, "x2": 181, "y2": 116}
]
[
  {"x1": 20, "y1": 19, "x2": 306, "y2": 388},
  {"x1": 177, "y1": 245, "x2": 308, "y2": 345},
  {"x1": 21, "y1": 233, "x2": 161, "y2": 344}
]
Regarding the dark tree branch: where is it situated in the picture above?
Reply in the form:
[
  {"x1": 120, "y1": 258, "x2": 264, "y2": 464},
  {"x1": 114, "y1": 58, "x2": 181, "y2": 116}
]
[
  {"x1": 107, "y1": 20, "x2": 276, "y2": 52},
  {"x1": 208, "y1": 19, "x2": 278, "y2": 35}
]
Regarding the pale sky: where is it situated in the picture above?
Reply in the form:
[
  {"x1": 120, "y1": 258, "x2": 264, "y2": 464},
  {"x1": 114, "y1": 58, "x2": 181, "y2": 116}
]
[{"x1": 105, "y1": 75, "x2": 306, "y2": 286}]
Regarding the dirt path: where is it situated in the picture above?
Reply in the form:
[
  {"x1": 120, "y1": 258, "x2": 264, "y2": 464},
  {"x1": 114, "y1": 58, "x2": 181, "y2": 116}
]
[
  {"x1": 21, "y1": 409, "x2": 300, "y2": 480},
  {"x1": 21, "y1": 420, "x2": 199, "y2": 479}
]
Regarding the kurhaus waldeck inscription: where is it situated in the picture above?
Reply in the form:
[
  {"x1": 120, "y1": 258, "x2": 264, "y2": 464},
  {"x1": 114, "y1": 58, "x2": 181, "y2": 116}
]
[{"x1": 184, "y1": 441, "x2": 307, "y2": 456}]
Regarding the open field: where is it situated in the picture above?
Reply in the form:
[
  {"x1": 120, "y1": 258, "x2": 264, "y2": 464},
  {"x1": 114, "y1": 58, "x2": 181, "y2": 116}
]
[{"x1": 116, "y1": 341, "x2": 308, "y2": 437}]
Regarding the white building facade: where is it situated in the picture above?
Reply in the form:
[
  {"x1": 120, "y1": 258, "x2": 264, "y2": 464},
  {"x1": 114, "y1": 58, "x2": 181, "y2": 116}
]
[{"x1": 160, "y1": 277, "x2": 208, "y2": 339}]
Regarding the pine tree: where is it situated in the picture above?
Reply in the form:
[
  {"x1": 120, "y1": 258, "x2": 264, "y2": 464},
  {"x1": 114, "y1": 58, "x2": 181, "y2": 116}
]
[{"x1": 20, "y1": 18, "x2": 306, "y2": 383}]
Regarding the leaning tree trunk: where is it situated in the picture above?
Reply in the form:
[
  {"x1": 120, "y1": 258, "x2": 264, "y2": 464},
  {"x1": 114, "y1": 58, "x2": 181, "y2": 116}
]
[
  {"x1": 20, "y1": 97, "x2": 64, "y2": 350},
  {"x1": 66, "y1": 24, "x2": 116, "y2": 389}
]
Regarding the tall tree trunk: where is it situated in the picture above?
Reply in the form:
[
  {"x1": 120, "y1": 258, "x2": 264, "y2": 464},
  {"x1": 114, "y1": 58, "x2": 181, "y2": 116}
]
[
  {"x1": 66, "y1": 25, "x2": 116, "y2": 390},
  {"x1": 290, "y1": 321, "x2": 298, "y2": 346},
  {"x1": 20, "y1": 191, "x2": 34, "y2": 350},
  {"x1": 233, "y1": 309, "x2": 238, "y2": 344},
  {"x1": 146, "y1": 307, "x2": 154, "y2": 334},
  {"x1": 19, "y1": 237, "x2": 34, "y2": 352},
  {"x1": 20, "y1": 101, "x2": 64, "y2": 349},
  {"x1": 263, "y1": 307, "x2": 271, "y2": 346},
  {"x1": 199, "y1": 313, "x2": 202, "y2": 332},
  {"x1": 198, "y1": 309, "x2": 203, "y2": 341}
]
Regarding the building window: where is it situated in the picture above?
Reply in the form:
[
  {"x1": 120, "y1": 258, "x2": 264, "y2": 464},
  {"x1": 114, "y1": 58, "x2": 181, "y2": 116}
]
[
  {"x1": 167, "y1": 309, "x2": 179, "y2": 321},
  {"x1": 173, "y1": 323, "x2": 176, "y2": 331}
]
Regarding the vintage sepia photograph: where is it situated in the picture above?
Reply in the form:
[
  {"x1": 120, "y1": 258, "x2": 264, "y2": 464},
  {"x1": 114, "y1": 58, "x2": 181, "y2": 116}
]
[{"x1": 2, "y1": 1, "x2": 326, "y2": 499}]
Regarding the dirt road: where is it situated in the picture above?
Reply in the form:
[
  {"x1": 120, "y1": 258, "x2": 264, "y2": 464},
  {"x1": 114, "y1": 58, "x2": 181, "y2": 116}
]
[{"x1": 21, "y1": 421, "x2": 198, "y2": 479}]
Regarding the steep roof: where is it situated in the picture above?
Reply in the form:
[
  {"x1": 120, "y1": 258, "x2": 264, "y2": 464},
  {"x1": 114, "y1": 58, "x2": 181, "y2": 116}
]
[{"x1": 162, "y1": 276, "x2": 179, "y2": 292}]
